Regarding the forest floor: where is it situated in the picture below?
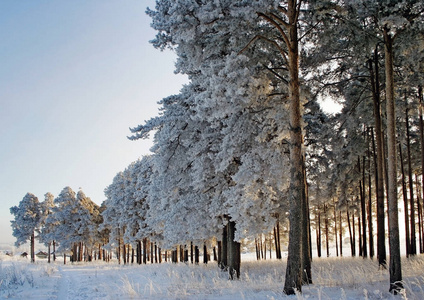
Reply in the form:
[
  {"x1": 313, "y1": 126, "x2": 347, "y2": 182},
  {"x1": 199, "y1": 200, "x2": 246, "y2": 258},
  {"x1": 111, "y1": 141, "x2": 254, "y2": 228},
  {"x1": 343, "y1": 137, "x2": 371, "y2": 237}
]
[{"x1": 1, "y1": 252, "x2": 424, "y2": 299}]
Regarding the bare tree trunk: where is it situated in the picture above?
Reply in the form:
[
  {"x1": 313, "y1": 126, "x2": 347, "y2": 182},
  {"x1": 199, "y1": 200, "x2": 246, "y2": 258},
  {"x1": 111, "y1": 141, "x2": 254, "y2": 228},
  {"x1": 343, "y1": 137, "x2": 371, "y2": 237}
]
[
  {"x1": 30, "y1": 232, "x2": 35, "y2": 263},
  {"x1": 191, "y1": 242, "x2": 194, "y2": 264},
  {"x1": 368, "y1": 130, "x2": 374, "y2": 258},
  {"x1": 317, "y1": 209, "x2": 322, "y2": 258},
  {"x1": 143, "y1": 238, "x2": 147, "y2": 264},
  {"x1": 203, "y1": 244, "x2": 208, "y2": 264},
  {"x1": 358, "y1": 212, "x2": 363, "y2": 257},
  {"x1": 260, "y1": 235, "x2": 264, "y2": 259},
  {"x1": 333, "y1": 198, "x2": 339, "y2": 257},
  {"x1": 48, "y1": 242, "x2": 51, "y2": 263},
  {"x1": 302, "y1": 160, "x2": 312, "y2": 284},
  {"x1": 227, "y1": 220, "x2": 240, "y2": 280},
  {"x1": 419, "y1": 86, "x2": 424, "y2": 253},
  {"x1": 53, "y1": 240, "x2": 56, "y2": 261},
  {"x1": 339, "y1": 211, "x2": 343, "y2": 257},
  {"x1": 352, "y1": 210, "x2": 357, "y2": 256},
  {"x1": 416, "y1": 174, "x2": 424, "y2": 254},
  {"x1": 347, "y1": 210, "x2": 354, "y2": 256},
  {"x1": 282, "y1": 1, "x2": 304, "y2": 294},
  {"x1": 361, "y1": 156, "x2": 368, "y2": 258},
  {"x1": 324, "y1": 204, "x2": 329, "y2": 257},
  {"x1": 370, "y1": 49, "x2": 387, "y2": 267},
  {"x1": 275, "y1": 218, "x2": 282, "y2": 259},
  {"x1": 217, "y1": 241, "x2": 222, "y2": 265},
  {"x1": 406, "y1": 107, "x2": 417, "y2": 255},
  {"x1": 384, "y1": 28, "x2": 402, "y2": 293},
  {"x1": 184, "y1": 245, "x2": 189, "y2": 263},
  {"x1": 220, "y1": 223, "x2": 228, "y2": 270},
  {"x1": 195, "y1": 246, "x2": 199, "y2": 264},
  {"x1": 400, "y1": 143, "x2": 411, "y2": 256}
]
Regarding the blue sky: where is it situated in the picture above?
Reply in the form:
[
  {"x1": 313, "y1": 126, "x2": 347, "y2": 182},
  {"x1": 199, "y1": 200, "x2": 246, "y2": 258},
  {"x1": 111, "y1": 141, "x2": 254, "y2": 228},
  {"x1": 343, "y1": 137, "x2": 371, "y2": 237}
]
[{"x1": 0, "y1": 0, "x2": 187, "y2": 246}]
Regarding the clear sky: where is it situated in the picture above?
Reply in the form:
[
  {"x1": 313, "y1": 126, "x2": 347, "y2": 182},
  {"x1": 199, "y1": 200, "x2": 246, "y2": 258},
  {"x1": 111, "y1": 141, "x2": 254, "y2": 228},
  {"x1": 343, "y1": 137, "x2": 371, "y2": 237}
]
[{"x1": 0, "y1": 0, "x2": 187, "y2": 246}]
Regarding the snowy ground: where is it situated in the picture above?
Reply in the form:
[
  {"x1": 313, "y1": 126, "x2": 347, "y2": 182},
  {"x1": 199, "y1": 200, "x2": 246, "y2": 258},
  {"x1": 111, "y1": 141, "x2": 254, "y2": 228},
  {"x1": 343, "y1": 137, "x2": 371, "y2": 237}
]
[{"x1": 1, "y1": 253, "x2": 424, "y2": 299}]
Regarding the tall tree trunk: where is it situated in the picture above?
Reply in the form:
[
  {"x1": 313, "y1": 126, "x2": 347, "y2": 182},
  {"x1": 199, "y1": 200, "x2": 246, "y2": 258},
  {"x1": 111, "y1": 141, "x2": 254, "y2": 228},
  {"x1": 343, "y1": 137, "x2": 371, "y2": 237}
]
[
  {"x1": 123, "y1": 242, "x2": 127, "y2": 264},
  {"x1": 324, "y1": 204, "x2": 329, "y2": 257},
  {"x1": 260, "y1": 235, "x2": 264, "y2": 259},
  {"x1": 317, "y1": 209, "x2": 322, "y2": 258},
  {"x1": 195, "y1": 246, "x2": 199, "y2": 264},
  {"x1": 406, "y1": 107, "x2": 417, "y2": 255},
  {"x1": 53, "y1": 240, "x2": 56, "y2": 261},
  {"x1": 368, "y1": 130, "x2": 374, "y2": 259},
  {"x1": 276, "y1": 217, "x2": 282, "y2": 259},
  {"x1": 30, "y1": 232, "x2": 35, "y2": 263},
  {"x1": 347, "y1": 210, "x2": 354, "y2": 256},
  {"x1": 339, "y1": 211, "x2": 343, "y2": 257},
  {"x1": 282, "y1": 0, "x2": 304, "y2": 294},
  {"x1": 419, "y1": 86, "x2": 424, "y2": 253},
  {"x1": 352, "y1": 210, "x2": 356, "y2": 257},
  {"x1": 203, "y1": 244, "x2": 208, "y2": 264},
  {"x1": 48, "y1": 242, "x2": 51, "y2": 263},
  {"x1": 227, "y1": 220, "x2": 240, "y2": 280},
  {"x1": 358, "y1": 212, "x2": 363, "y2": 257},
  {"x1": 333, "y1": 198, "x2": 339, "y2": 257},
  {"x1": 302, "y1": 159, "x2": 312, "y2": 284},
  {"x1": 220, "y1": 223, "x2": 228, "y2": 270},
  {"x1": 217, "y1": 241, "x2": 222, "y2": 265},
  {"x1": 384, "y1": 28, "x2": 402, "y2": 293},
  {"x1": 361, "y1": 155, "x2": 368, "y2": 258},
  {"x1": 191, "y1": 242, "x2": 194, "y2": 264},
  {"x1": 370, "y1": 49, "x2": 387, "y2": 267},
  {"x1": 416, "y1": 174, "x2": 424, "y2": 254},
  {"x1": 400, "y1": 143, "x2": 411, "y2": 256},
  {"x1": 143, "y1": 238, "x2": 147, "y2": 264}
]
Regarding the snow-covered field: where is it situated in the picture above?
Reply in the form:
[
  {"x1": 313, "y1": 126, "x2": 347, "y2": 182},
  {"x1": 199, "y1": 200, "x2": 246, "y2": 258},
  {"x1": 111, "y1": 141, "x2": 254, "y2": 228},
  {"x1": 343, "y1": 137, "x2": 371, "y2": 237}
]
[{"x1": 1, "y1": 253, "x2": 424, "y2": 299}]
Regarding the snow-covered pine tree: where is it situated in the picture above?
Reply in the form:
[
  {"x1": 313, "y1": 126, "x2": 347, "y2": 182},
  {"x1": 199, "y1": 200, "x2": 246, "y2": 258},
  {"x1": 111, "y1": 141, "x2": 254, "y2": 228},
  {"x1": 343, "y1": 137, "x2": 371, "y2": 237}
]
[
  {"x1": 10, "y1": 193, "x2": 42, "y2": 263},
  {"x1": 39, "y1": 192, "x2": 55, "y2": 262}
]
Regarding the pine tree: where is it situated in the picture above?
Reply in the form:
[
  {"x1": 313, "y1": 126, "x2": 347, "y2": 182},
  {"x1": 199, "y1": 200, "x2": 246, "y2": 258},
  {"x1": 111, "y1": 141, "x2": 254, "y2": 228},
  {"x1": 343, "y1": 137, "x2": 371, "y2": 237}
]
[{"x1": 10, "y1": 193, "x2": 42, "y2": 263}]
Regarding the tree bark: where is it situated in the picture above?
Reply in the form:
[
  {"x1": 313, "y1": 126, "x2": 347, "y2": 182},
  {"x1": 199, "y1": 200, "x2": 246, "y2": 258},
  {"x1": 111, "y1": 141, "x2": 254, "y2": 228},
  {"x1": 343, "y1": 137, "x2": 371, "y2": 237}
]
[
  {"x1": 361, "y1": 156, "x2": 368, "y2": 258},
  {"x1": 203, "y1": 244, "x2": 208, "y2": 264},
  {"x1": 227, "y1": 220, "x2": 240, "y2": 280},
  {"x1": 370, "y1": 49, "x2": 387, "y2": 267},
  {"x1": 400, "y1": 143, "x2": 411, "y2": 256},
  {"x1": 347, "y1": 210, "x2": 354, "y2": 256},
  {"x1": 220, "y1": 224, "x2": 228, "y2": 270},
  {"x1": 333, "y1": 198, "x2": 339, "y2": 257},
  {"x1": 302, "y1": 159, "x2": 312, "y2": 284},
  {"x1": 195, "y1": 246, "x2": 199, "y2": 264},
  {"x1": 368, "y1": 129, "x2": 374, "y2": 259},
  {"x1": 276, "y1": 218, "x2": 282, "y2": 259},
  {"x1": 282, "y1": 0, "x2": 305, "y2": 294},
  {"x1": 339, "y1": 211, "x2": 343, "y2": 257},
  {"x1": 143, "y1": 238, "x2": 147, "y2": 264},
  {"x1": 30, "y1": 232, "x2": 35, "y2": 263},
  {"x1": 217, "y1": 241, "x2": 222, "y2": 265},
  {"x1": 48, "y1": 242, "x2": 51, "y2": 263},
  {"x1": 419, "y1": 86, "x2": 424, "y2": 253},
  {"x1": 406, "y1": 107, "x2": 417, "y2": 255},
  {"x1": 317, "y1": 209, "x2": 322, "y2": 258},
  {"x1": 416, "y1": 174, "x2": 424, "y2": 254},
  {"x1": 324, "y1": 204, "x2": 329, "y2": 257},
  {"x1": 191, "y1": 242, "x2": 194, "y2": 264},
  {"x1": 384, "y1": 28, "x2": 402, "y2": 293}
]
